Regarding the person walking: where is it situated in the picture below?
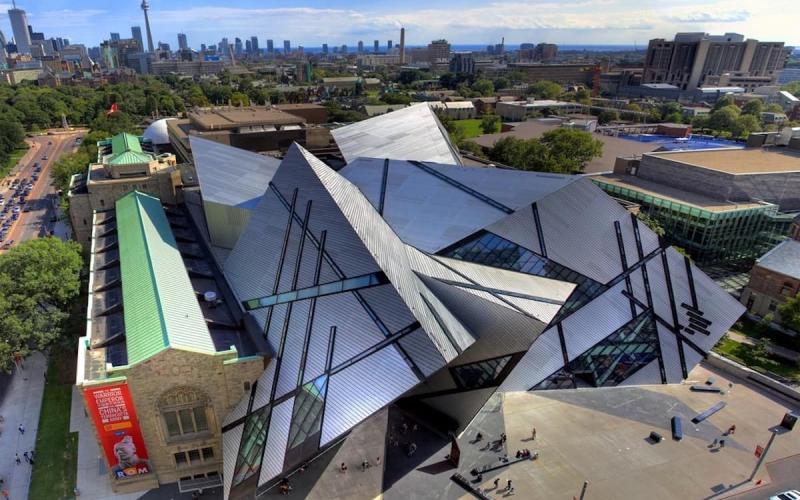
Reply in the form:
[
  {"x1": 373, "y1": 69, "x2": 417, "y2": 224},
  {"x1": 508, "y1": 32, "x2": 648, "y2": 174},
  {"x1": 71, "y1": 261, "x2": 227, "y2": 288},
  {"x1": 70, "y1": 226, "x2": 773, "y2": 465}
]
[
  {"x1": 719, "y1": 439, "x2": 725, "y2": 448},
  {"x1": 507, "y1": 479, "x2": 513, "y2": 491},
  {"x1": 727, "y1": 424, "x2": 736, "y2": 435},
  {"x1": 493, "y1": 478, "x2": 500, "y2": 489},
  {"x1": 22, "y1": 452, "x2": 29, "y2": 464},
  {"x1": 17, "y1": 424, "x2": 24, "y2": 435},
  {"x1": 408, "y1": 442, "x2": 417, "y2": 457},
  {"x1": 14, "y1": 455, "x2": 20, "y2": 465},
  {"x1": 532, "y1": 427, "x2": 537, "y2": 440}
]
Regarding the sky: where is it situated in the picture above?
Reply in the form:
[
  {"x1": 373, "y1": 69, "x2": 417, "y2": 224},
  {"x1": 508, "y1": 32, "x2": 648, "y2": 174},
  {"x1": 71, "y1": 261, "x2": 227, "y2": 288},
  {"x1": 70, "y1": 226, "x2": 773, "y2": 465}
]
[{"x1": 0, "y1": 0, "x2": 798, "y2": 49}]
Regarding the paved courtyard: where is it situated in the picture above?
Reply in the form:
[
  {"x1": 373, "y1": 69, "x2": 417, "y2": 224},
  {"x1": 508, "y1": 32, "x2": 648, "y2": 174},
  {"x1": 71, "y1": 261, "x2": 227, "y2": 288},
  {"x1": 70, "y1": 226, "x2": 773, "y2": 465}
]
[{"x1": 382, "y1": 363, "x2": 800, "y2": 500}]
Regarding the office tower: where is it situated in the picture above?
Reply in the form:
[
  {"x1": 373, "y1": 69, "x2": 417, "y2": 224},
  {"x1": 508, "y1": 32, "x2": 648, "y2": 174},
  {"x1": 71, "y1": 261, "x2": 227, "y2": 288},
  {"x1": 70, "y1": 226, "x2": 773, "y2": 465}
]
[
  {"x1": 131, "y1": 26, "x2": 144, "y2": 50},
  {"x1": 8, "y1": 5, "x2": 31, "y2": 54},
  {"x1": 200, "y1": 43, "x2": 206, "y2": 52},
  {"x1": 399, "y1": 27, "x2": 405, "y2": 64},
  {"x1": 427, "y1": 39, "x2": 450, "y2": 63},
  {"x1": 298, "y1": 45, "x2": 304, "y2": 55},
  {"x1": 158, "y1": 41, "x2": 170, "y2": 52},
  {"x1": 267, "y1": 39, "x2": 274, "y2": 53},
  {"x1": 283, "y1": 40, "x2": 290, "y2": 54},
  {"x1": 358, "y1": 40, "x2": 364, "y2": 53},
  {"x1": 63, "y1": 38, "x2": 70, "y2": 46},
  {"x1": 234, "y1": 37, "x2": 243, "y2": 55},
  {"x1": 534, "y1": 43, "x2": 558, "y2": 61},
  {"x1": 322, "y1": 43, "x2": 328, "y2": 54},
  {"x1": 141, "y1": 0, "x2": 155, "y2": 52},
  {"x1": 373, "y1": 39, "x2": 379, "y2": 53},
  {"x1": 388, "y1": 40, "x2": 392, "y2": 50},
  {"x1": 110, "y1": 32, "x2": 120, "y2": 41},
  {"x1": 340, "y1": 44, "x2": 347, "y2": 54},
  {"x1": 643, "y1": 33, "x2": 790, "y2": 90},
  {"x1": 178, "y1": 32, "x2": 188, "y2": 50},
  {"x1": 250, "y1": 36, "x2": 259, "y2": 54},
  {"x1": 245, "y1": 39, "x2": 251, "y2": 54},
  {"x1": 220, "y1": 37, "x2": 228, "y2": 55}
]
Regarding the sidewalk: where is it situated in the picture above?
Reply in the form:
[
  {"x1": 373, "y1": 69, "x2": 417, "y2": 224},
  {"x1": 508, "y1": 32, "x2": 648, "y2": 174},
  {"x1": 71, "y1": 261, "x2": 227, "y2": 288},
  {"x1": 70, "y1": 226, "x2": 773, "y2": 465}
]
[{"x1": 0, "y1": 352, "x2": 47, "y2": 500}]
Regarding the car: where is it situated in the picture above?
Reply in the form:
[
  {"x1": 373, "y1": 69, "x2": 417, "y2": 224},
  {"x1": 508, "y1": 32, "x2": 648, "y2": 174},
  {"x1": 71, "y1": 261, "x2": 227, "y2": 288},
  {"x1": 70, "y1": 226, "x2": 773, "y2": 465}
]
[
  {"x1": 770, "y1": 491, "x2": 800, "y2": 500},
  {"x1": 23, "y1": 205, "x2": 31, "y2": 212},
  {"x1": 41, "y1": 155, "x2": 48, "y2": 160}
]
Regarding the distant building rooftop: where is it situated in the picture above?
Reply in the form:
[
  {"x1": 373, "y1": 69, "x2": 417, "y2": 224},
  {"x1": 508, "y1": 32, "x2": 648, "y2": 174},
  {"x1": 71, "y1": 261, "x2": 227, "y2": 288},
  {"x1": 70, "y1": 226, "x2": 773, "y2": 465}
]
[
  {"x1": 647, "y1": 148, "x2": 800, "y2": 175},
  {"x1": 756, "y1": 238, "x2": 800, "y2": 279},
  {"x1": 187, "y1": 106, "x2": 305, "y2": 131}
]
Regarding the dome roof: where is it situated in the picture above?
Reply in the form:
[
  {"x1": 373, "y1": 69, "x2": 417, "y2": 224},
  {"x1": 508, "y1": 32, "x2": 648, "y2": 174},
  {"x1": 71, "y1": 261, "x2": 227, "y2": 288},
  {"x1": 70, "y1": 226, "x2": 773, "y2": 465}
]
[{"x1": 142, "y1": 118, "x2": 176, "y2": 145}]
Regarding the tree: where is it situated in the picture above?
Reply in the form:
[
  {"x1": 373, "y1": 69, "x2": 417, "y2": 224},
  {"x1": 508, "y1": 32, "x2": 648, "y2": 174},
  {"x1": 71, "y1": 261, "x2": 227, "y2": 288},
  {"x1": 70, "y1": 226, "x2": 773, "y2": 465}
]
[
  {"x1": 778, "y1": 293, "x2": 800, "y2": 332},
  {"x1": 230, "y1": 92, "x2": 250, "y2": 107},
  {"x1": 636, "y1": 212, "x2": 665, "y2": 237},
  {"x1": 597, "y1": 110, "x2": 619, "y2": 124},
  {"x1": 492, "y1": 77, "x2": 510, "y2": 91},
  {"x1": 741, "y1": 99, "x2": 764, "y2": 116},
  {"x1": 381, "y1": 93, "x2": 412, "y2": 105},
  {"x1": 782, "y1": 81, "x2": 800, "y2": 99},
  {"x1": 708, "y1": 105, "x2": 741, "y2": 132},
  {"x1": 539, "y1": 128, "x2": 603, "y2": 173},
  {"x1": 765, "y1": 103, "x2": 784, "y2": 113},
  {"x1": 528, "y1": 80, "x2": 563, "y2": 99},
  {"x1": 730, "y1": 114, "x2": 761, "y2": 138},
  {"x1": 712, "y1": 95, "x2": 737, "y2": 111},
  {"x1": 471, "y1": 79, "x2": 495, "y2": 97},
  {"x1": 480, "y1": 114, "x2": 501, "y2": 134},
  {"x1": 459, "y1": 140, "x2": 486, "y2": 158},
  {"x1": 0, "y1": 238, "x2": 83, "y2": 373}
]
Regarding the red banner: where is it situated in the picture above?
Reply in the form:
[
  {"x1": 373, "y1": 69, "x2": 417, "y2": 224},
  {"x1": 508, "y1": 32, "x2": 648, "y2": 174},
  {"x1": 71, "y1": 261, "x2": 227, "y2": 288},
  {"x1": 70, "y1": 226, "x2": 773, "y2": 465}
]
[{"x1": 84, "y1": 383, "x2": 151, "y2": 479}]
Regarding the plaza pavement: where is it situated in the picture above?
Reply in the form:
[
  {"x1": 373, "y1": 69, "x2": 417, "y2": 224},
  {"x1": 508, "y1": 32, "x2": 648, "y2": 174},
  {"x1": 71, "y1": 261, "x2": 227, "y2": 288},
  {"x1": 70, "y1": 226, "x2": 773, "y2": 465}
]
[{"x1": 0, "y1": 352, "x2": 46, "y2": 500}]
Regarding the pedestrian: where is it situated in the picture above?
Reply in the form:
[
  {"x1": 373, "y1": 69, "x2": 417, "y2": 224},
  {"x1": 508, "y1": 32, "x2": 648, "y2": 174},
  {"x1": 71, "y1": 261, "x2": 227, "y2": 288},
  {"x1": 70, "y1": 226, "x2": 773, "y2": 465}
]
[
  {"x1": 402, "y1": 422, "x2": 408, "y2": 434},
  {"x1": 408, "y1": 442, "x2": 417, "y2": 457},
  {"x1": 23, "y1": 452, "x2": 29, "y2": 463},
  {"x1": 720, "y1": 439, "x2": 725, "y2": 448},
  {"x1": 493, "y1": 478, "x2": 499, "y2": 489},
  {"x1": 501, "y1": 433, "x2": 507, "y2": 443},
  {"x1": 712, "y1": 438, "x2": 718, "y2": 447},
  {"x1": 28, "y1": 457, "x2": 34, "y2": 466},
  {"x1": 28, "y1": 451, "x2": 34, "y2": 460},
  {"x1": 507, "y1": 479, "x2": 513, "y2": 491},
  {"x1": 340, "y1": 462, "x2": 347, "y2": 473},
  {"x1": 14, "y1": 455, "x2": 20, "y2": 465},
  {"x1": 17, "y1": 424, "x2": 24, "y2": 435},
  {"x1": 361, "y1": 459, "x2": 369, "y2": 471},
  {"x1": 532, "y1": 427, "x2": 537, "y2": 440},
  {"x1": 375, "y1": 456, "x2": 381, "y2": 466},
  {"x1": 727, "y1": 424, "x2": 736, "y2": 435}
]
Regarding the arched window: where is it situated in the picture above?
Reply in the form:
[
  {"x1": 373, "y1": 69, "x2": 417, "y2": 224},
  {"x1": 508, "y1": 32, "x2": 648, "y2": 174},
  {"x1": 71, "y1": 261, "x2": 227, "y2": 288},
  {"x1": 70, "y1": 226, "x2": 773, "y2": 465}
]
[{"x1": 157, "y1": 386, "x2": 211, "y2": 441}]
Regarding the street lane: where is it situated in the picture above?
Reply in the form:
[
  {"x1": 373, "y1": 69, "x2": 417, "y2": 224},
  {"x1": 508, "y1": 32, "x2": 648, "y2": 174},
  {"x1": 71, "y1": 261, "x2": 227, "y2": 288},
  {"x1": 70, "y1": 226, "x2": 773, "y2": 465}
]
[{"x1": 0, "y1": 130, "x2": 84, "y2": 251}]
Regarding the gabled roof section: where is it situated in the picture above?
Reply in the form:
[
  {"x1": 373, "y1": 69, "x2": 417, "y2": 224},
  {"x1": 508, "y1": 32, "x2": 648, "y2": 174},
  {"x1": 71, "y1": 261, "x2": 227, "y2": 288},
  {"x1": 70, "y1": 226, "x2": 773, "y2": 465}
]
[
  {"x1": 757, "y1": 238, "x2": 800, "y2": 279},
  {"x1": 116, "y1": 191, "x2": 215, "y2": 365},
  {"x1": 191, "y1": 136, "x2": 281, "y2": 209},
  {"x1": 331, "y1": 103, "x2": 463, "y2": 165},
  {"x1": 108, "y1": 132, "x2": 154, "y2": 165},
  {"x1": 340, "y1": 157, "x2": 576, "y2": 253}
]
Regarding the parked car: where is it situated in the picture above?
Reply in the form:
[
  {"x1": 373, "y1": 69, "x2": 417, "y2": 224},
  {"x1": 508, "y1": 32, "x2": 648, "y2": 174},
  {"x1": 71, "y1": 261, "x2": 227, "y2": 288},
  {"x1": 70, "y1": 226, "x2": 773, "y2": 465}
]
[
  {"x1": 41, "y1": 154, "x2": 48, "y2": 160},
  {"x1": 770, "y1": 491, "x2": 800, "y2": 500}
]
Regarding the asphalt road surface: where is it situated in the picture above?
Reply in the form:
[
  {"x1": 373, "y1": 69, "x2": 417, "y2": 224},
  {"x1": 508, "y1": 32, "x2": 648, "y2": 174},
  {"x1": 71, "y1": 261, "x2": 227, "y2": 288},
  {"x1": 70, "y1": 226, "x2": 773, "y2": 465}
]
[{"x1": 0, "y1": 130, "x2": 83, "y2": 251}]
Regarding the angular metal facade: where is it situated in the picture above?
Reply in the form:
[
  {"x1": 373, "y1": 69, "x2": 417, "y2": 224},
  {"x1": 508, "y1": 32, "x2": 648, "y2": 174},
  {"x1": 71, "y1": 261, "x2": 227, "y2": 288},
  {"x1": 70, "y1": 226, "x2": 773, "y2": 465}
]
[{"x1": 217, "y1": 141, "x2": 743, "y2": 498}]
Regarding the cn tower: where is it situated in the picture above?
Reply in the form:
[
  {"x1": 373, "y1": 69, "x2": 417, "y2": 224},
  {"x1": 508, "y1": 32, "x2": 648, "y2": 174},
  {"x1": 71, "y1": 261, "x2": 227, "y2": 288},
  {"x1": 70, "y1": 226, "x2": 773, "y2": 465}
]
[{"x1": 141, "y1": 0, "x2": 155, "y2": 52}]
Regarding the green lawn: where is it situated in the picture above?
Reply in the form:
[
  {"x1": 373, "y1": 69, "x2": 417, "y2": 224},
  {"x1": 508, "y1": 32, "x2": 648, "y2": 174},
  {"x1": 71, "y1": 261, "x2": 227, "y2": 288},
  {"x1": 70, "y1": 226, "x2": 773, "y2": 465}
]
[
  {"x1": 29, "y1": 348, "x2": 79, "y2": 500},
  {"x1": 1, "y1": 145, "x2": 29, "y2": 177},
  {"x1": 731, "y1": 316, "x2": 800, "y2": 351},
  {"x1": 451, "y1": 119, "x2": 499, "y2": 139},
  {"x1": 713, "y1": 337, "x2": 800, "y2": 382}
]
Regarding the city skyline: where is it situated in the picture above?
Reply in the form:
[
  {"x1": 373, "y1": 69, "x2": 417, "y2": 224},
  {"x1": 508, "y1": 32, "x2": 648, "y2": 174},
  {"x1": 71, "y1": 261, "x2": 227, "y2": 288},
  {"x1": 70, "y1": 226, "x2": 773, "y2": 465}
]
[{"x1": 0, "y1": 0, "x2": 798, "y2": 49}]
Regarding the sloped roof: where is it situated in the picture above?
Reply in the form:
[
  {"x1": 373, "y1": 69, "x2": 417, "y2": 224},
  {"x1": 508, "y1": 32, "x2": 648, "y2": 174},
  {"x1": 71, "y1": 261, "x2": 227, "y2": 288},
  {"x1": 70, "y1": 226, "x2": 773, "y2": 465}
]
[
  {"x1": 108, "y1": 132, "x2": 154, "y2": 165},
  {"x1": 757, "y1": 238, "x2": 800, "y2": 279},
  {"x1": 191, "y1": 136, "x2": 281, "y2": 209},
  {"x1": 116, "y1": 191, "x2": 215, "y2": 365},
  {"x1": 331, "y1": 103, "x2": 462, "y2": 165},
  {"x1": 340, "y1": 157, "x2": 576, "y2": 252},
  {"x1": 143, "y1": 118, "x2": 176, "y2": 145}
]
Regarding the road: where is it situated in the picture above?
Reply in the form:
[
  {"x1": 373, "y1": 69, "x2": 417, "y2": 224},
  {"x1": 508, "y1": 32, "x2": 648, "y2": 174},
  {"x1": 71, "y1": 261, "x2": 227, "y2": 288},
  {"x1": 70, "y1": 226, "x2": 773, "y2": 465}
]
[{"x1": 0, "y1": 130, "x2": 83, "y2": 251}]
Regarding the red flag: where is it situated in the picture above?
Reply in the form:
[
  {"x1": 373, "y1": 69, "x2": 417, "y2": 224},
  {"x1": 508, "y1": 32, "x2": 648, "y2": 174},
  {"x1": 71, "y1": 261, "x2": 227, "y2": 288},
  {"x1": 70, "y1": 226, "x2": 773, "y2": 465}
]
[{"x1": 107, "y1": 103, "x2": 119, "y2": 115}]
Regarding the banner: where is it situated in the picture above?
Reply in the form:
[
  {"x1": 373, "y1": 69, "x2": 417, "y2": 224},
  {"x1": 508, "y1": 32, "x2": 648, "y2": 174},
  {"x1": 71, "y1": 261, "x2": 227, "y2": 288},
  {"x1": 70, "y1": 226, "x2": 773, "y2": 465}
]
[{"x1": 84, "y1": 383, "x2": 151, "y2": 479}]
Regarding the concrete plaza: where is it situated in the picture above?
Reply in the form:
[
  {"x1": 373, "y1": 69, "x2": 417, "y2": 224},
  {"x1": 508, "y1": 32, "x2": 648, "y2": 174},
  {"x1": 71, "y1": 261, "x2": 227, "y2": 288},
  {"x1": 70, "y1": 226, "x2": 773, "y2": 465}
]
[{"x1": 379, "y1": 363, "x2": 800, "y2": 500}]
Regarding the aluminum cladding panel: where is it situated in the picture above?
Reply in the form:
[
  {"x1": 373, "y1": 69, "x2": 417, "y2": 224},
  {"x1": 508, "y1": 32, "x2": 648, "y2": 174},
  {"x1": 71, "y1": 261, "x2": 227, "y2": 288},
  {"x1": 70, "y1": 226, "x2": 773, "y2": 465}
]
[
  {"x1": 322, "y1": 345, "x2": 419, "y2": 445},
  {"x1": 500, "y1": 326, "x2": 564, "y2": 391},
  {"x1": 328, "y1": 291, "x2": 386, "y2": 366},
  {"x1": 302, "y1": 301, "x2": 331, "y2": 385},
  {"x1": 252, "y1": 361, "x2": 278, "y2": 411},
  {"x1": 358, "y1": 284, "x2": 418, "y2": 333},
  {"x1": 485, "y1": 207, "x2": 543, "y2": 255},
  {"x1": 275, "y1": 300, "x2": 311, "y2": 398},
  {"x1": 657, "y1": 323, "x2": 684, "y2": 383},
  {"x1": 397, "y1": 328, "x2": 447, "y2": 377},
  {"x1": 617, "y1": 359, "x2": 662, "y2": 386},
  {"x1": 258, "y1": 397, "x2": 294, "y2": 486},
  {"x1": 562, "y1": 282, "x2": 631, "y2": 360},
  {"x1": 223, "y1": 422, "x2": 244, "y2": 500}
]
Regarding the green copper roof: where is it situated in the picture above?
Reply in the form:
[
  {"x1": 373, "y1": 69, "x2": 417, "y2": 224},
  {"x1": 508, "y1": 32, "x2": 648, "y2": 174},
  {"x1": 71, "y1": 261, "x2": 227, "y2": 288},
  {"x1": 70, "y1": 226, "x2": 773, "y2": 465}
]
[
  {"x1": 116, "y1": 191, "x2": 215, "y2": 366},
  {"x1": 108, "y1": 133, "x2": 154, "y2": 166}
]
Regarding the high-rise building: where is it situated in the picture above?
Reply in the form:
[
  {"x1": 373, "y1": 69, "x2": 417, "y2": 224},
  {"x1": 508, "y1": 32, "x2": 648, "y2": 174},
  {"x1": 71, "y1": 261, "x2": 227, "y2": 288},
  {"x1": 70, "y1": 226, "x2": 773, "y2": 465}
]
[
  {"x1": 177, "y1": 32, "x2": 188, "y2": 50},
  {"x1": 388, "y1": 40, "x2": 392, "y2": 50},
  {"x1": 234, "y1": 37, "x2": 243, "y2": 55},
  {"x1": 131, "y1": 26, "x2": 144, "y2": 50},
  {"x1": 322, "y1": 43, "x2": 328, "y2": 55},
  {"x1": 200, "y1": 43, "x2": 207, "y2": 53},
  {"x1": 450, "y1": 52, "x2": 475, "y2": 74},
  {"x1": 340, "y1": 44, "x2": 347, "y2": 54},
  {"x1": 8, "y1": 6, "x2": 31, "y2": 54},
  {"x1": 534, "y1": 43, "x2": 558, "y2": 62},
  {"x1": 643, "y1": 32, "x2": 790, "y2": 91},
  {"x1": 245, "y1": 39, "x2": 251, "y2": 54},
  {"x1": 250, "y1": 36, "x2": 259, "y2": 55},
  {"x1": 267, "y1": 39, "x2": 274, "y2": 53},
  {"x1": 427, "y1": 39, "x2": 451, "y2": 64},
  {"x1": 141, "y1": 0, "x2": 155, "y2": 52},
  {"x1": 358, "y1": 40, "x2": 364, "y2": 53},
  {"x1": 110, "y1": 32, "x2": 121, "y2": 42},
  {"x1": 373, "y1": 39, "x2": 379, "y2": 53},
  {"x1": 399, "y1": 27, "x2": 405, "y2": 64},
  {"x1": 283, "y1": 40, "x2": 291, "y2": 54},
  {"x1": 158, "y1": 41, "x2": 170, "y2": 52}
]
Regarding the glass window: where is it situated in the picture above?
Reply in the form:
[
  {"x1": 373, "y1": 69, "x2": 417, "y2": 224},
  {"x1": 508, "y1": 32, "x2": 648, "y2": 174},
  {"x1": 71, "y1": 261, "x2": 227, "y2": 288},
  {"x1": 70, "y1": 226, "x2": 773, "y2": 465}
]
[
  {"x1": 202, "y1": 447, "x2": 214, "y2": 460},
  {"x1": 193, "y1": 407, "x2": 208, "y2": 432},
  {"x1": 179, "y1": 408, "x2": 195, "y2": 433},
  {"x1": 451, "y1": 355, "x2": 512, "y2": 389},
  {"x1": 164, "y1": 411, "x2": 181, "y2": 437},
  {"x1": 188, "y1": 449, "x2": 202, "y2": 465},
  {"x1": 232, "y1": 406, "x2": 270, "y2": 487},
  {"x1": 287, "y1": 375, "x2": 328, "y2": 450},
  {"x1": 174, "y1": 452, "x2": 188, "y2": 468}
]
